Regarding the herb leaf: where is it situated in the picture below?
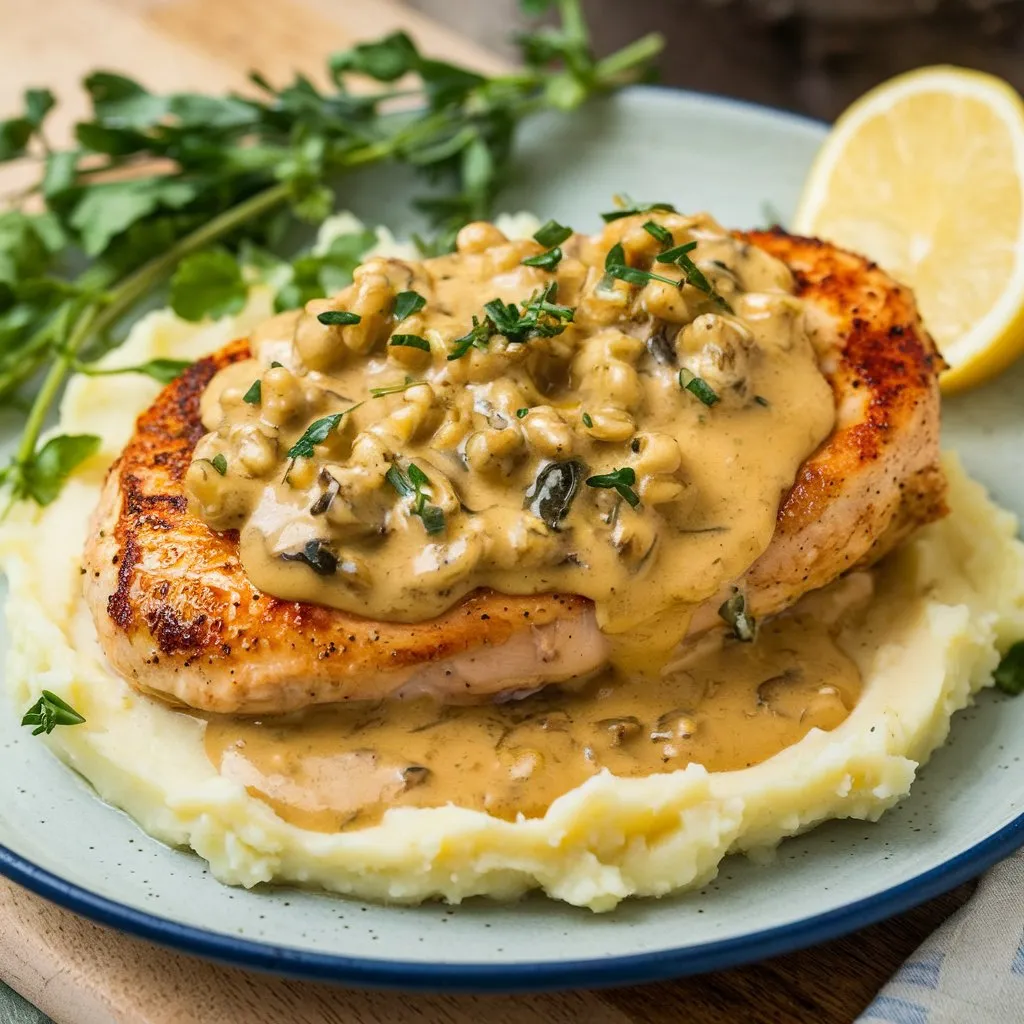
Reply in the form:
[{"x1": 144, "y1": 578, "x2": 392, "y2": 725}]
[
  {"x1": 719, "y1": 591, "x2": 756, "y2": 642},
  {"x1": 317, "y1": 310, "x2": 361, "y2": 326},
  {"x1": 521, "y1": 247, "x2": 563, "y2": 271},
  {"x1": 210, "y1": 453, "x2": 228, "y2": 475},
  {"x1": 533, "y1": 219, "x2": 573, "y2": 247},
  {"x1": 994, "y1": 640, "x2": 1024, "y2": 696},
  {"x1": 601, "y1": 197, "x2": 677, "y2": 223},
  {"x1": 643, "y1": 221, "x2": 673, "y2": 245},
  {"x1": 604, "y1": 243, "x2": 679, "y2": 289},
  {"x1": 657, "y1": 241, "x2": 733, "y2": 312},
  {"x1": 21, "y1": 690, "x2": 86, "y2": 736},
  {"x1": 679, "y1": 367, "x2": 720, "y2": 407},
  {"x1": 394, "y1": 290, "x2": 427, "y2": 322},
  {"x1": 370, "y1": 377, "x2": 420, "y2": 398},
  {"x1": 2, "y1": 434, "x2": 101, "y2": 507},
  {"x1": 243, "y1": 378, "x2": 262, "y2": 404},
  {"x1": 287, "y1": 411, "x2": 353, "y2": 459},
  {"x1": 387, "y1": 461, "x2": 446, "y2": 534},
  {"x1": 170, "y1": 249, "x2": 248, "y2": 322},
  {"x1": 390, "y1": 333, "x2": 431, "y2": 352},
  {"x1": 586, "y1": 466, "x2": 640, "y2": 508},
  {"x1": 79, "y1": 358, "x2": 193, "y2": 384}
]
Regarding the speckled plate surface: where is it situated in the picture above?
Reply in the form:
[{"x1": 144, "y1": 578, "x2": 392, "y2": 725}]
[{"x1": 1, "y1": 87, "x2": 1023, "y2": 993}]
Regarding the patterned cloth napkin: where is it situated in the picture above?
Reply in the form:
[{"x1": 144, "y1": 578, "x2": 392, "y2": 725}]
[{"x1": 857, "y1": 848, "x2": 1024, "y2": 1024}]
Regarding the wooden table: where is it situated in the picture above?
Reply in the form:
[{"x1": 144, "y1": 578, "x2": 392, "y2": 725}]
[{"x1": 0, "y1": 0, "x2": 973, "y2": 1020}]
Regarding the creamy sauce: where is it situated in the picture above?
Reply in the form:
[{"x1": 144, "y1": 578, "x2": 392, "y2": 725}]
[
  {"x1": 205, "y1": 584, "x2": 865, "y2": 831},
  {"x1": 187, "y1": 212, "x2": 835, "y2": 660}
]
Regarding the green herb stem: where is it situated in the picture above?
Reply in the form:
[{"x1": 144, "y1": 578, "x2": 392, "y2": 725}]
[{"x1": 14, "y1": 182, "x2": 290, "y2": 467}]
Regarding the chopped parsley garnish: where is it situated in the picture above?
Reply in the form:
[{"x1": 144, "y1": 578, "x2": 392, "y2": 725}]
[
  {"x1": 281, "y1": 539, "x2": 339, "y2": 576},
  {"x1": 533, "y1": 219, "x2": 573, "y2": 247},
  {"x1": 370, "y1": 377, "x2": 419, "y2": 398},
  {"x1": 586, "y1": 466, "x2": 640, "y2": 508},
  {"x1": 22, "y1": 691, "x2": 86, "y2": 736},
  {"x1": 387, "y1": 461, "x2": 446, "y2": 535},
  {"x1": 754, "y1": 395, "x2": 770, "y2": 407},
  {"x1": 656, "y1": 241, "x2": 733, "y2": 312},
  {"x1": 449, "y1": 283, "x2": 575, "y2": 359},
  {"x1": 485, "y1": 282, "x2": 575, "y2": 342},
  {"x1": 242, "y1": 379, "x2": 262, "y2": 404},
  {"x1": 679, "y1": 367, "x2": 720, "y2": 407},
  {"x1": 719, "y1": 591, "x2": 756, "y2": 642},
  {"x1": 390, "y1": 334, "x2": 431, "y2": 352},
  {"x1": 317, "y1": 310, "x2": 362, "y2": 326},
  {"x1": 521, "y1": 247, "x2": 563, "y2": 271},
  {"x1": 393, "y1": 290, "x2": 426, "y2": 321},
  {"x1": 210, "y1": 453, "x2": 228, "y2": 475},
  {"x1": 582, "y1": 412, "x2": 593, "y2": 428},
  {"x1": 994, "y1": 641, "x2": 1024, "y2": 696},
  {"x1": 287, "y1": 410, "x2": 357, "y2": 459},
  {"x1": 604, "y1": 242, "x2": 679, "y2": 289},
  {"x1": 448, "y1": 315, "x2": 493, "y2": 361},
  {"x1": 642, "y1": 220, "x2": 673, "y2": 245},
  {"x1": 601, "y1": 196, "x2": 677, "y2": 223},
  {"x1": 516, "y1": 407, "x2": 530, "y2": 418}
]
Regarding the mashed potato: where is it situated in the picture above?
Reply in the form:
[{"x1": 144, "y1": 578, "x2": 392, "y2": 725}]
[{"x1": 2, "y1": 225, "x2": 1023, "y2": 912}]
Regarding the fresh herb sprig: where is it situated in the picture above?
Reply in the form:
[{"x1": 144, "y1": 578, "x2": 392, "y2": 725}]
[
  {"x1": 0, "y1": 0, "x2": 663, "y2": 508},
  {"x1": 21, "y1": 690, "x2": 86, "y2": 735}
]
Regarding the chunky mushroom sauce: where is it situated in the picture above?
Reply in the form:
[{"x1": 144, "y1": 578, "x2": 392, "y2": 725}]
[{"x1": 187, "y1": 210, "x2": 834, "y2": 662}]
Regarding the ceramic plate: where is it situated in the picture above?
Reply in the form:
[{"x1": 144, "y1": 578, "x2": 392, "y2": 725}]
[{"x1": 1, "y1": 87, "x2": 1023, "y2": 993}]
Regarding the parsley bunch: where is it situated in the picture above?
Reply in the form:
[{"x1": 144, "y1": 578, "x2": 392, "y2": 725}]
[{"x1": 0, "y1": 0, "x2": 662, "y2": 507}]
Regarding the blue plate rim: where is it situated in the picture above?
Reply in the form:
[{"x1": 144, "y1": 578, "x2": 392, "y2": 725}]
[
  {"x1": 3, "y1": 815, "x2": 1023, "y2": 992},
  {"x1": 2, "y1": 84, "x2": 1020, "y2": 993}
]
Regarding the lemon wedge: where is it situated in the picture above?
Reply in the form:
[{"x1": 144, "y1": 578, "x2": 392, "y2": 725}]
[{"x1": 794, "y1": 66, "x2": 1024, "y2": 393}]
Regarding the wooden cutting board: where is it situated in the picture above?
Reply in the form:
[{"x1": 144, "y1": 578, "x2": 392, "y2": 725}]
[{"x1": 0, "y1": 0, "x2": 973, "y2": 1020}]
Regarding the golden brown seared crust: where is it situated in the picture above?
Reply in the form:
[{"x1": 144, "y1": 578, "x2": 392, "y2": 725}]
[
  {"x1": 740, "y1": 230, "x2": 946, "y2": 613},
  {"x1": 83, "y1": 339, "x2": 602, "y2": 713}
]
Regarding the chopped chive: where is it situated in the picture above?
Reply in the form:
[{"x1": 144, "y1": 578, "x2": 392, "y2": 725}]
[
  {"x1": 394, "y1": 290, "x2": 426, "y2": 321},
  {"x1": 533, "y1": 219, "x2": 573, "y2": 247},
  {"x1": 679, "y1": 368, "x2": 720, "y2": 407},
  {"x1": 210, "y1": 453, "x2": 228, "y2": 475},
  {"x1": 371, "y1": 377, "x2": 419, "y2": 398},
  {"x1": 605, "y1": 242, "x2": 679, "y2": 289},
  {"x1": 516, "y1": 407, "x2": 529, "y2": 419},
  {"x1": 643, "y1": 221, "x2": 673, "y2": 245},
  {"x1": 390, "y1": 334, "x2": 431, "y2": 352},
  {"x1": 754, "y1": 395, "x2": 770, "y2": 407},
  {"x1": 317, "y1": 310, "x2": 361, "y2": 326},
  {"x1": 657, "y1": 241, "x2": 733, "y2": 312},
  {"x1": 582, "y1": 412, "x2": 593, "y2": 428},
  {"x1": 601, "y1": 196, "x2": 677, "y2": 223},
  {"x1": 521, "y1": 247, "x2": 563, "y2": 271},
  {"x1": 242, "y1": 379, "x2": 262, "y2": 404}
]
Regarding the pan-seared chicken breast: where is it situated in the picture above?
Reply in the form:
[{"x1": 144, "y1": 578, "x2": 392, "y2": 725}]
[{"x1": 83, "y1": 230, "x2": 945, "y2": 713}]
